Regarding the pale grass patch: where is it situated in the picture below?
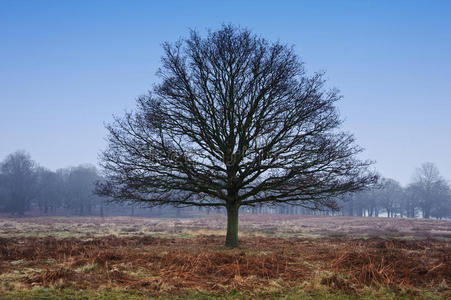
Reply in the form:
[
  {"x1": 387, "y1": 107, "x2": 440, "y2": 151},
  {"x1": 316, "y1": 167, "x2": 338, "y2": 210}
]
[
  {"x1": 301, "y1": 270, "x2": 334, "y2": 293},
  {"x1": 74, "y1": 263, "x2": 101, "y2": 273}
]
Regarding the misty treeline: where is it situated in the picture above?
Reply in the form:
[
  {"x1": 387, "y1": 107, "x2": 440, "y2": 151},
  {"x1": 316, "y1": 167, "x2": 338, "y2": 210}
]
[
  {"x1": 0, "y1": 151, "x2": 190, "y2": 217},
  {"x1": 337, "y1": 162, "x2": 451, "y2": 219},
  {"x1": 0, "y1": 151, "x2": 450, "y2": 219},
  {"x1": 274, "y1": 162, "x2": 451, "y2": 220},
  {"x1": 0, "y1": 151, "x2": 104, "y2": 216}
]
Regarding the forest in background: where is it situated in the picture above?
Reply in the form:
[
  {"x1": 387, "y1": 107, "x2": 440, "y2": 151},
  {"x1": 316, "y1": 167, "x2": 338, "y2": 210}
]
[{"x1": 0, "y1": 150, "x2": 450, "y2": 219}]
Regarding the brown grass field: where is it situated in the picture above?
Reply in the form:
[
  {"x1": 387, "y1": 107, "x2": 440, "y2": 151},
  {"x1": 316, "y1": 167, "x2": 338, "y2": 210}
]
[{"x1": 0, "y1": 215, "x2": 450, "y2": 299}]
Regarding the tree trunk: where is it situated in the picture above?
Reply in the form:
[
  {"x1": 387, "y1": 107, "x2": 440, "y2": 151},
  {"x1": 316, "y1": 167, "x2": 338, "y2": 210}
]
[
  {"x1": 225, "y1": 204, "x2": 239, "y2": 248},
  {"x1": 423, "y1": 207, "x2": 430, "y2": 219},
  {"x1": 100, "y1": 200, "x2": 104, "y2": 217}
]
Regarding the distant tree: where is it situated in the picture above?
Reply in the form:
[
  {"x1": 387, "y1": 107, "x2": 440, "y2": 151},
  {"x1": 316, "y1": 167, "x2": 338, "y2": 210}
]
[
  {"x1": 430, "y1": 182, "x2": 451, "y2": 219},
  {"x1": 63, "y1": 165, "x2": 101, "y2": 215},
  {"x1": 35, "y1": 168, "x2": 63, "y2": 213},
  {"x1": 403, "y1": 185, "x2": 418, "y2": 218},
  {"x1": 340, "y1": 188, "x2": 380, "y2": 217},
  {"x1": 0, "y1": 173, "x2": 10, "y2": 212},
  {"x1": 376, "y1": 178, "x2": 403, "y2": 218},
  {"x1": 409, "y1": 162, "x2": 447, "y2": 219},
  {"x1": 366, "y1": 188, "x2": 381, "y2": 217},
  {"x1": 0, "y1": 151, "x2": 38, "y2": 215},
  {"x1": 97, "y1": 25, "x2": 376, "y2": 247}
]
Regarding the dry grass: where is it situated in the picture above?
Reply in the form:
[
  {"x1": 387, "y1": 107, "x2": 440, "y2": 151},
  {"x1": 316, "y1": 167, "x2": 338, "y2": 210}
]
[
  {"x1": 0, "y1": 214, "x2": 449, "y2": 240},
  {"x1": 0, "y1": 235, "x2": 450, "y2": 297},
  {"x1": 0, "y1": 215, "x2": 450, "y2": 298}
]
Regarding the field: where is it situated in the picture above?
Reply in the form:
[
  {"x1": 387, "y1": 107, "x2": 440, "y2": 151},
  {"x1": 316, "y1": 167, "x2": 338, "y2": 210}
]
[{"x1": 0, "y1": 215, "x2": 450, "y2": 299}]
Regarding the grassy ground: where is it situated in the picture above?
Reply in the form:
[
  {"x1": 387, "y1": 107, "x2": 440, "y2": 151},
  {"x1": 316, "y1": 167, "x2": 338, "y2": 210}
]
[
  {"x1": 3, "y1": 286, "x2": 445, "y2": 300},
  {"x1": 0, "y1": 214, "x2": 450, "y2": 240},
  {"x1": 0, "y1": 215, "x2": 450, "y2": 299}
]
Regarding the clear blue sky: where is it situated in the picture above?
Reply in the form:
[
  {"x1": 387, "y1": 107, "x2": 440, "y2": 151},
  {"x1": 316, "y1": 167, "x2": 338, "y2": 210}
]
[{"x1": 1, "y1": 0, "x2": 450, "y2": 185}]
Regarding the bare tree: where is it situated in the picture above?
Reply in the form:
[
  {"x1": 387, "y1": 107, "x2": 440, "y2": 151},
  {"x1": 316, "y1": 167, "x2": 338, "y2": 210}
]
[
  {"x1": 0, "y1": 151, "x2": 38, "y2": 215},
  {"x1": 430, "y1": 182, "x2": 451, "y2": 219},
  {"x1": 35, "y1": 167, "x2": 62, "y2": 213},
  {"x1": 62, "y1": 165, "x2": 101, "y2": 215},
  {"x1": 97, "y1": 25, "x2": 376, "y2": 247},
  {"x1": 409, "y1": 162, "x2": 449, "y2": 219},
  {"x1": 404, "y1": 185, "x2": 419, "y2": 218},
  {"x1": 376, "y1": 178, "x2": 403, "y2": 218}
]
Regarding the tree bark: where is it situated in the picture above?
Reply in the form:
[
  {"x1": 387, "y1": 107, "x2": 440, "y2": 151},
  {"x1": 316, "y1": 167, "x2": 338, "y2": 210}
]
[
  {"x1": 225, "y1": 203, "x2": 239, "y2": 248},
  {"x1": 100, "y1": 200, "x2": 104, "y2": 217}
]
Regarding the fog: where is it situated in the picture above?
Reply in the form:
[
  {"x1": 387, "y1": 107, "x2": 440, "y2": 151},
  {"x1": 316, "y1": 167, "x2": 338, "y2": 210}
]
[{"x1": 0, "y1": 150, "x2": 449, "y2": 219}]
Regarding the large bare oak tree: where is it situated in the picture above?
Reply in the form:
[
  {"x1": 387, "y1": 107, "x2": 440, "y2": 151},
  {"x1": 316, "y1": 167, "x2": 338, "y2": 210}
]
[{"x1": 97, "y1": 25, "x2": 376, "y2": 247}]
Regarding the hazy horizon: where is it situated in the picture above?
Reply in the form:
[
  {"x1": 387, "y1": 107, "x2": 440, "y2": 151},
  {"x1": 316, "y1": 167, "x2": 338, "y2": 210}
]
[{"x1": 1, "y1": 0, "x2": 450, "y2": 185}]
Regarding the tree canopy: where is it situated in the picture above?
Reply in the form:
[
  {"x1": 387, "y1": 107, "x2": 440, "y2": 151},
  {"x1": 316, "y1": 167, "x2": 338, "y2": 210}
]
[{"x1": 97, "y1": 25, "x2": 377, "y2": 247}]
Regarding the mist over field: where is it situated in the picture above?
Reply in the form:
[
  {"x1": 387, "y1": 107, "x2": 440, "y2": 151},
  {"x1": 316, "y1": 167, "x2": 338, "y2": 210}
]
[
  {"x1": 1, "y1": 1, "x2": 450, "y2": 299},
  {"x1": 1, "y1": 151, "x2": 451, "y2": 220}
]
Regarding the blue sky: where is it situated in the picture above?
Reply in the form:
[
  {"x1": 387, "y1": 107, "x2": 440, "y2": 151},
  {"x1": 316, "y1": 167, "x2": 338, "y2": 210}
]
[{"x1": 1, "y1": 0, "x2": 450, "y2": 185}]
